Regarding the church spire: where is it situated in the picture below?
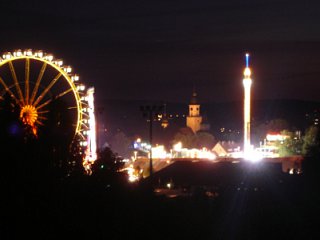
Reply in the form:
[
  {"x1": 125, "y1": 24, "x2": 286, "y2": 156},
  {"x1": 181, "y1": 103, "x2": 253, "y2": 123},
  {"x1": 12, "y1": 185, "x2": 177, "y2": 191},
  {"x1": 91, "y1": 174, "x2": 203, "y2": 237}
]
[
  {"x1": 190, "y1": 89, "x2": 198, "y2": 104},
  {"x1": 186, "y1": 89, "x2": 202, "y2": 133}
]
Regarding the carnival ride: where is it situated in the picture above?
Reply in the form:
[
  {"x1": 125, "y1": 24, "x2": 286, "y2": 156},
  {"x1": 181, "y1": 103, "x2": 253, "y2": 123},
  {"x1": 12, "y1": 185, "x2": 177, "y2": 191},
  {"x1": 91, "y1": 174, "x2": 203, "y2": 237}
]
[{"x1": 0, "y1": 49, "x2": 96, "y2": 171}]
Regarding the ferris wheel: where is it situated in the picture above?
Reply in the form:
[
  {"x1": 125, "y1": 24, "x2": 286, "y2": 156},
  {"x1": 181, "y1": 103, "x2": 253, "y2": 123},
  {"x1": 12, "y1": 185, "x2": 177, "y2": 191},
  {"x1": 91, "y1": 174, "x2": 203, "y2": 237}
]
[{"x1": 0, "y1": 49, "x2": 90, "y2": 148}]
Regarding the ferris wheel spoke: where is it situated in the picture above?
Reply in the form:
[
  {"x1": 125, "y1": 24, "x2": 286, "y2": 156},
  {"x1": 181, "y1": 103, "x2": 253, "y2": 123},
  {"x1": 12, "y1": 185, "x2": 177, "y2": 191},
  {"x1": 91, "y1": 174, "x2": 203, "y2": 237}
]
[
  {"x1": 36, "y1": 99, "x2": 52, "y2": 110},
  {"x1": 36, "y1": 120, "x2": 44, "y2": 126},
  {"x1": 33, "y1": 72, "x2": 62, "y2": 107},
  {"x1": 81, "y1": 122, "x2": 89, "y2": 128},
  {"x1": 37, "y1": 115, "x2": 47, "y2": 120},
  {"x1": 8, "y1": 61, "x2": 24, "y2": 105},
  {"x1": 37, "y1": 110, "x2": 49, "y2": 114},
  {"x1": 82, "y1": 112, "x2": 89, "y2": 118},
  {"x1": 55, "y1": 87, "x2": 73, "y2": 99},
  {"x1": 30, "y1": 62, "x2": 47, "y2": 104},
  {"x1": 25, "y1": 58, "x2": 30, "y2": 104},
  {"x1": 36, "y1": 88, "x2": 73, "y2": 110},
  {"x1": 0, "y1": 76, "x2": 21, "y2": 106}
]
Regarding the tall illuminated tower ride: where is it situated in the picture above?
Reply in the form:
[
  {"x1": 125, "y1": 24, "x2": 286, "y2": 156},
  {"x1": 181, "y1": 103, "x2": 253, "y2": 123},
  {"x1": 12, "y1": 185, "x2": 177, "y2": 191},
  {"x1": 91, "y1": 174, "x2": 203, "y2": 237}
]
[
  {"x1": 83, "y1": 87, "x2": 97, "y2": 174},
  {"x1": 243, "y1": 53, "x2": 252, "y2": 156}
]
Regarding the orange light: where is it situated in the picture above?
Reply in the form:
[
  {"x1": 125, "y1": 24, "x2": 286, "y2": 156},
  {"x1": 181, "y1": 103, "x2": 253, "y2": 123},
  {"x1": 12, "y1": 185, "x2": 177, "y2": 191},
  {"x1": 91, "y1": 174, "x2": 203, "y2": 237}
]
[{"x1": 20, "y1": 105, "x2": 38, "y2": 127}]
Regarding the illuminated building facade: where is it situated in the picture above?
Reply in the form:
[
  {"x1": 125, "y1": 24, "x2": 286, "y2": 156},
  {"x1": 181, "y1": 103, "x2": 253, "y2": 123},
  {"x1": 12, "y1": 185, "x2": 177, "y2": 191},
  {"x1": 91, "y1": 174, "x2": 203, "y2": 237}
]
[
  {"x1": 186, "y1": 91, "x2": 202, "y2": 133},
  {"x1": 243, "y1": 53, "x2": 252, "y2": 156}
]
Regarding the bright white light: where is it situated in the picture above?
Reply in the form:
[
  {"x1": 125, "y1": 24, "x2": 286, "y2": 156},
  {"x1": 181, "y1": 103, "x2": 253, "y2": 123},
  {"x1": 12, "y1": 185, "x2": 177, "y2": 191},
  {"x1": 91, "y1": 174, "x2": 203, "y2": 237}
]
[
  {"x1": 243, "y1": 147, "x2": 263, "y2": 163},
  {"x1": 198, "y1": 148, "x2": 216, "y2": 160},
  {"x1": 3, "y1": 52, "x2": 12, "y2": 59},
  {"x1": 126, "y1": 164, "x2": 139, "y2": 182},
  {"x1": 243, "y1": 67, "x2": 251, "y2": 78},
  {"x1": 45, "y1": 54, "x2": 53, "y2": 61},
  {"x1": 243, "y1": 71, "x2": 252, "y2": 156},
  {"x1": 151, "y1": 145, "x2": 167, "y2": 159},
  {"x1": 35, "y1": 51, "x2": 43, "y2": 58},
  {"x1": 14, "y1": 50, "x2": 22, "y2": 57},
  {"x1": 84, "y1": 87, "x2": 97, "y2": 163},
  {"x1": 266, "y1": 133, "x2": 288, "y2": 141},
  {"x1": 71, "y1": 74, "x2": 79, "y2": 82},
  {"x1": 55, "y1": 59, "x2": 63, "y2": 66},
  {"x1": 173, "y1": 142, "x2": 182, "y2": 151},
  {"x1": 64, "y1": 65, "x2": 72, "y2": 73},
  {"x1": 77, "y1": 84, "x2": 85, "y2": 91},
  {"x1": 24, "y1": 49, "x2": 33, "y2": 56}
]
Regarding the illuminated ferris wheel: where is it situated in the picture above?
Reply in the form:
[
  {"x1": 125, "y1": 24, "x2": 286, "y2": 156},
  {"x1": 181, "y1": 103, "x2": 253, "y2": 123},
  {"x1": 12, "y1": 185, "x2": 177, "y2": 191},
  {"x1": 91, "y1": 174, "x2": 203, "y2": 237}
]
[{"x1": 0, "y1": 49, "x2": 91, "y2": 149}]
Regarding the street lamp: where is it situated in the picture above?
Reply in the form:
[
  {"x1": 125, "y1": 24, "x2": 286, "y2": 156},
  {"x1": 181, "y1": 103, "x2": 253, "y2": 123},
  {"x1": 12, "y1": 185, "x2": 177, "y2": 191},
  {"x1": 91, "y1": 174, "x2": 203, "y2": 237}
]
[{"x1": 140, "y1": 104, "x2": 164, "y2": 178}]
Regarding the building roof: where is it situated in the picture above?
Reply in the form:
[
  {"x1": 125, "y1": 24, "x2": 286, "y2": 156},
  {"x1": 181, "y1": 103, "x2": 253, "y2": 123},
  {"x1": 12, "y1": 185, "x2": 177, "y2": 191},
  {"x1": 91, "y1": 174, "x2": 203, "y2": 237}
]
[{"x1": 190, "y1": 91, "x2": 199, "y2": 104}]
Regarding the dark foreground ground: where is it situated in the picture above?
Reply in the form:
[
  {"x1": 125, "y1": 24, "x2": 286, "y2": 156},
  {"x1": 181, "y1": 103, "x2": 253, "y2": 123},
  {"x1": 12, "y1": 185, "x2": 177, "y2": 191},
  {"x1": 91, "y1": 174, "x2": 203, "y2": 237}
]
[{"x1": 1, "y1": 161, "x2": 320, "y2": 240}]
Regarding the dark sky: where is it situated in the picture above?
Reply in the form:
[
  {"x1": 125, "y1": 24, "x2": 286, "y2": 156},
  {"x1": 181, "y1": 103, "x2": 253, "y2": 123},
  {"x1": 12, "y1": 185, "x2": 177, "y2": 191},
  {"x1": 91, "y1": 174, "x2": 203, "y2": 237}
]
[{"x1": 1, "y1": 0, "x2": 320, "y2": 103}]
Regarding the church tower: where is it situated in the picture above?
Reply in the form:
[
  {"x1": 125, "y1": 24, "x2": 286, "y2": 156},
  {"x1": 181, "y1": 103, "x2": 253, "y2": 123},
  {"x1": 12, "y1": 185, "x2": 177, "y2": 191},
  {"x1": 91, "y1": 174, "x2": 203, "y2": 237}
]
[{"x1": 186, "y1": 91, "x2": 202, "y2": 133}]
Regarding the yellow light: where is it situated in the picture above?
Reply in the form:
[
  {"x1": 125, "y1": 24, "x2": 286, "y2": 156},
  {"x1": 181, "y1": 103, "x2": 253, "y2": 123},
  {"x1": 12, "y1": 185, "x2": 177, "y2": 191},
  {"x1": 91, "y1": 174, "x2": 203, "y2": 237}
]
[
  {"x1": 244, "y1": 67, "x2": 251, "y2": 78},
  {"x1": 161, "y1": 119, "x2": 169, "y2": 128}
]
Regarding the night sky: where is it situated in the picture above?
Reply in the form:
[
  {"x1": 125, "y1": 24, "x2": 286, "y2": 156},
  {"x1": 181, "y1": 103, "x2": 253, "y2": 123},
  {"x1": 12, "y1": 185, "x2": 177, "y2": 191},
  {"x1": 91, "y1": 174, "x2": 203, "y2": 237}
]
[{"x1": 1, "y1": 0, "x2": 320, "y2": 103}]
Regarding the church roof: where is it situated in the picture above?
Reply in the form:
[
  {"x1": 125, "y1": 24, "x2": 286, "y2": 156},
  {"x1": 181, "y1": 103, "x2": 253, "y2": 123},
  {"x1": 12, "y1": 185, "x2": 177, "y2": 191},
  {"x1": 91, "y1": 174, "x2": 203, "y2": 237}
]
[{"x1": 190, "y1": 92, "x2": 199, "y2": 104}]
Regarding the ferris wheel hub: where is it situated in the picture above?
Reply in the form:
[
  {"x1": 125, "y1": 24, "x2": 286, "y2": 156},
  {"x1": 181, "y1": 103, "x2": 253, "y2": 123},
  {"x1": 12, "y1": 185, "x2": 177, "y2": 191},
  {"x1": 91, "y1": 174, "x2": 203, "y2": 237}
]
[{"x1": 20, "y1": 104, "x2": 38, "y2": 126}]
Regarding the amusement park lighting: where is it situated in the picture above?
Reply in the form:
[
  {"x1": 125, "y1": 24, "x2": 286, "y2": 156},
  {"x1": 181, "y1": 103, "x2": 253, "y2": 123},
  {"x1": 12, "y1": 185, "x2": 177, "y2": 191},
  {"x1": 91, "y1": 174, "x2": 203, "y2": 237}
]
[
  {"x1": 0, "y1": 48, "x2": 96, "y2": 174},
  {"x1": 3, "y1": 52, "x2": 12, "y2": 59},
  {"x1": 173, "y1": 142, "x2": 182, "y2": 151},
  {"x1": 34, "y1": 50, "x2": 43, "y2": 58},
  {"x1": 243, "y1": 148, "x2": 263, "y2": 163},
  {"x1": 54, "y1": 59, "x2": 63, "y2": 66},
  {"x1": 83, "y1": 87, "x2": 97, "y2": 163},
  {"x1": 44, "y1": 54, "x2": 54, "y2": 61},
  {"x1": 243, "y1": 53, "x2": 252, "y2": 156},
  {"x1": 77, "y1": 84, "x2": 85, "y2": 91},
  {"x1": 24, "y1": 49, "x2": 33, "y2": 56},
  {"x1": 64, "y1": 66, "x2": 72, "y2": 73},
  {"x1": 13, "y1": 50, "x2": 22, "y2": 57},
  {"x1": 75, "y1": 74, "x2": 79, "y2": 81}
]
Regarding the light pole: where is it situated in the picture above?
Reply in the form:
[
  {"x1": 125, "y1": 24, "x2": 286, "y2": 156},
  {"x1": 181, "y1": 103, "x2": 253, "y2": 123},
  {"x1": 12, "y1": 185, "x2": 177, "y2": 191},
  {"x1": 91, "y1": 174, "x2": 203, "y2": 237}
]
[{"x1": 140, "y1": 105, "x2": 164, "y2": 178}]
